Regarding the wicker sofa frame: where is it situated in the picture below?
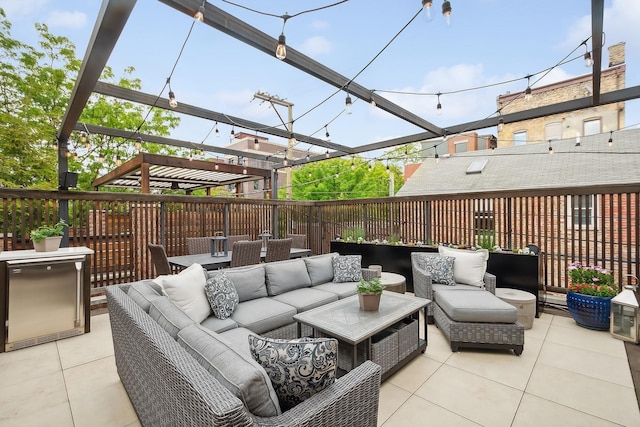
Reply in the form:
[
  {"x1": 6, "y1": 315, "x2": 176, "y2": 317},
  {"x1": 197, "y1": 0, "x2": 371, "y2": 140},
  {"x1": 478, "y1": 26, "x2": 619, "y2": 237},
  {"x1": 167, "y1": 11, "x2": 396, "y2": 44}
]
[{"x1": 107, "y1": 284, "x2": 382, "y2": 427}]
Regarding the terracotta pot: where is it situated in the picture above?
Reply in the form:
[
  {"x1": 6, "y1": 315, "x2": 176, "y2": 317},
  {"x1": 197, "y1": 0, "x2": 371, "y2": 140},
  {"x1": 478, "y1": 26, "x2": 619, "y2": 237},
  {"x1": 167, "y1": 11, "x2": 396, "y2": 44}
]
[
  {"x1": 33, "y1": 236, "x2": 62, "y2": 252},
  {"x1": 358, "y1": 292, "x2": 382, "y2": 311}
]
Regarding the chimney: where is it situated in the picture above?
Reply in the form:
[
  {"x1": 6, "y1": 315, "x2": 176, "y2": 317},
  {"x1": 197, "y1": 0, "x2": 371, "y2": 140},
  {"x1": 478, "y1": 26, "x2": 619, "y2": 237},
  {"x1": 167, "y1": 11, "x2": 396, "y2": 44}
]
[{"x1": 608, "y1": 42, "x2": 625, "y2": 67}]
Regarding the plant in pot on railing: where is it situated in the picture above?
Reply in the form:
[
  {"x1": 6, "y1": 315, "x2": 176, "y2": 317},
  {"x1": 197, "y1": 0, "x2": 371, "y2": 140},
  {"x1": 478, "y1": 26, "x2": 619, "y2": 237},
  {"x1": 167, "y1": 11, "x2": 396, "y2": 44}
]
[
  {"x1": 357, "y1": 277, "x2": 385, "y2": 311},
  {"x1": 566, "y1": 261, "x2": 618, "y2": 330},
  {"x1": 30, "y1": 220, "x2": 68, "y2": 252}
]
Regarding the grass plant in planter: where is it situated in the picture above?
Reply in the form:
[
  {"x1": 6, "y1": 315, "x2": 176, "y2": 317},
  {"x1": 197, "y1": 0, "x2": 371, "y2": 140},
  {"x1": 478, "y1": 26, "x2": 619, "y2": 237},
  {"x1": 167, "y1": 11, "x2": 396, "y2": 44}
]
[
  {"x1": 30, "y1": 220, "x2": 68, "y2": 252},
  {"x1": 357, "y1": 277, "x2": 385, "y2": 311}
]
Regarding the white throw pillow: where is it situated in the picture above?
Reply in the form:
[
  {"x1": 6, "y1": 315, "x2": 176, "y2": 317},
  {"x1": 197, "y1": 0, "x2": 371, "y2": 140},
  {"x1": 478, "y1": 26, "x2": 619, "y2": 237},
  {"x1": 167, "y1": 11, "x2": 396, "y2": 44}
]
[
  {"x1": 156, "y1": 263, "x2": 211, "y2": 323},
  {"x1": 438, "y1": 246, "x2": 489, "y2": 287}
]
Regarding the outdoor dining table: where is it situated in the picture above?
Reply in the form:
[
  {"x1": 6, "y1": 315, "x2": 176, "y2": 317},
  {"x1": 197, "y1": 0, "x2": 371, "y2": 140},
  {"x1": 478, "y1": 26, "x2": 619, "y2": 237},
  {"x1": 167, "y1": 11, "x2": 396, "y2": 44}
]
[{"x1": 167, "y1": 247, "x2": 312, "y2": 270}]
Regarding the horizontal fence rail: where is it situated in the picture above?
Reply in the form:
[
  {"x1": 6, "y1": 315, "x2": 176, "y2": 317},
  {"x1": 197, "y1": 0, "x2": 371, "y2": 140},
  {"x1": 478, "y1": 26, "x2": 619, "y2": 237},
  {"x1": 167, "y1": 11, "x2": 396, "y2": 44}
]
[{"x1": 0, "y1": 184, "x2": 637, "y2": 297}]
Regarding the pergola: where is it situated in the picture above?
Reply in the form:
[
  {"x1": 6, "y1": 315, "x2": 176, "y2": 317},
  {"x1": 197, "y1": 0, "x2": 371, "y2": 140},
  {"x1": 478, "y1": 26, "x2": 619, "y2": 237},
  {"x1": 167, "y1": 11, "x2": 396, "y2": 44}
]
[{"x1": 57, "y1": 0, "x2": 640, "y2": 191}]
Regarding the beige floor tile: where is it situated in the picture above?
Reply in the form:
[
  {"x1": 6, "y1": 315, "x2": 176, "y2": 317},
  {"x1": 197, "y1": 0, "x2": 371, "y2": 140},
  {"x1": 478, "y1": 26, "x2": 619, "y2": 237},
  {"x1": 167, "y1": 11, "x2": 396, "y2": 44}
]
[
  {"x1": 424, "y1": 325, "x2": 454, "y2": 363},
  {"x1": 524, "y1": 316, "x2": 551, "y2": 340},
  {"x1": 538, "y1": 340, "x2": 634, "y2": 387},
  {"x1": 0, "y1": 371, "x2": 68, "y2": 422},
  {"x1": 0, "y1": 401, "x2": 74, "y2": 427},
  {"x1": 57, "y1": 314, "x2": 114, "y2": 369},
  {"x1": 527, "y1": 363, "x2": 640, "y2": 426},
  {"x1": 63, "y1": 356, "x2": 121, "y2": 403},
  {"x1": 381, "y1": 395, "x2": 481, "y2": 427},
  {"x1": 534, "y1": 312, "x2": 554, "y2": 325},
  {"x1": 444, "y1": 336, "x2": 543, "y2": 390},
  {"x1": 0, "y1": 342, "x2": 61, "y2": 387},
  {"x1": 386, "y1": 353, "x2": 441, "y2": 393},
  {"x1": 512, "y1": 393, "x2": 621, "y2": 427},
  {"x1": 414, "y1": 364, "x2": 523, "y2": 427},
  {"x1": 545, "y1": 322, "x2": 627, "y2": 358},
  {"x1": 69, "y1": 382, "x2": 138, "y2": 427},
  {"x1": 377, "y1": 382, "x2": 412, "y2": 426}
]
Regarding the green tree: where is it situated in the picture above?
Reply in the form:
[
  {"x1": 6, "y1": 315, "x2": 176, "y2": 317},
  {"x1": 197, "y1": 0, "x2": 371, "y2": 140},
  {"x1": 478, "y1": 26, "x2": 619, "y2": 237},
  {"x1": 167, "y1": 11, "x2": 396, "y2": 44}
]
[
  {"x1": 383, "y1": 142, "x2": 424, "y2": 164},
  {"x1": 283, "y1": 157, "x2": 402, "y2": 200},
  {"x1": 0, "y1": 10, "x2": 180, "y2": 190}
]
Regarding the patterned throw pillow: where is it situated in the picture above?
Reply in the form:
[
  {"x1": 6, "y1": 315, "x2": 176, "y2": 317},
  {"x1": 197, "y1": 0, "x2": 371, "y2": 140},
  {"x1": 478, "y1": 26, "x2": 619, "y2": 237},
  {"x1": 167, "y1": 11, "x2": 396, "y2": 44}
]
[
  {"x1": 204, "y1": 272, "x2": 239, "y2": 319},
  {"x1": 423, "y1": 255, "x2": 456, "y2": 285},
  {"x1": 248, "y1": 335, "x2": 337, "y2": 411},
  {"x1": 331, "y1": 254, "x2": 363, "y2": 282}
]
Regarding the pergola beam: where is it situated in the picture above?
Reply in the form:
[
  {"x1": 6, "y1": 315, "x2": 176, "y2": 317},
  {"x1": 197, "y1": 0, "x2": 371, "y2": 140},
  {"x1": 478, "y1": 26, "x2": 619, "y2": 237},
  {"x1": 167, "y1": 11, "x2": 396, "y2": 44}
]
[{"x1": 590, "y1": 0, "x2": 605, "y2": 105}]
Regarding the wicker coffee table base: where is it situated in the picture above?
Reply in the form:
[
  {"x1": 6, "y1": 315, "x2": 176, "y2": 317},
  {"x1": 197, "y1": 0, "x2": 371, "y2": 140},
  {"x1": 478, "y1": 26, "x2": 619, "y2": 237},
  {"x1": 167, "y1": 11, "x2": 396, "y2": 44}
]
[{"x1": 433, "y1": 302, "x2": 524, "y2": 355}]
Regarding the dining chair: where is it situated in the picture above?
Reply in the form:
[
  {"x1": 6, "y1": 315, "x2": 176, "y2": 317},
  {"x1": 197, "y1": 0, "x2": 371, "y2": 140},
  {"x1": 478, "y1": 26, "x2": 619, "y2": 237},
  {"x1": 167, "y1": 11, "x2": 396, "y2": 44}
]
[
  {"x1": 227, "y1": 234, "x2": 251, "y2": 247},
  {"x1": 287, "y1": 233, "x2": 308, "y2": 249},
  {"x1": 148, "y1": 243, "x2": 172, "y2": 275},
  {"x1": 265, "y1": 238, "x2": 293, "y2": 263},
  {"x1": 186, "y1": 236, "x2": 216, "y2": 255},
  {"x1": 230, "y1": 240, "x2": 263, "y2": 267}
]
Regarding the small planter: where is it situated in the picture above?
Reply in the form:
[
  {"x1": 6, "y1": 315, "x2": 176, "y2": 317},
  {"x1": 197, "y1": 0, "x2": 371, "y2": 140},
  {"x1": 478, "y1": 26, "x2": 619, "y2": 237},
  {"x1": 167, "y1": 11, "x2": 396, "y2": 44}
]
[
  {"x1": 358, "y1": 292, "x2": 382, "y2": 311},
  {"x1": 566, "y1": 291, "x2": 613, "y2": 330},
  {"x1": 33, "y1": 236, "x2": 63, "y2": 252}
]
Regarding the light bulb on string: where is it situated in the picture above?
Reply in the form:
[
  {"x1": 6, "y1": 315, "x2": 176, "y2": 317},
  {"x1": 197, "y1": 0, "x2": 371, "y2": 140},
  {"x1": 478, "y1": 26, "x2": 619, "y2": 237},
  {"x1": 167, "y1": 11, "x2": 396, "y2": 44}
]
[
  {"x1": 422, "y1": 0, "x2": 433, "y2": 20},
  {"x1": 498, "y1": 117, "x2": 504, "y2": 132},
  {"x1": 135, "y1": 135, "x2": 142, "y2": 151},
  {"x1": 194, "y1": 2, "x2": 205, "y2": 22},
  {"x1": 325, "y1": 126, "x2": 331, "y2": 141},
  {"x1": 52, "y1": 140, "x2": 58, "y2": 151},
  {"x1": 98, "y1": 152, "x2": 104, "y2": 163},
  {"x1": 283, "y1": 158, "x2": 288, "y2": 167},
  {"x1": 73, "y1": 152, "x2": 79, "y2": 161},
  {"x1": 230, "y1": 126, "x2": 235, "y2": 136},
  {"x1": 65, "y1": 149, "x2": 71, "y2": 158},
  {"x1": 524, "y1": 75, "x2": 532, "y2": 101},
  {"x1": 548, "y1": 140, "x2": 553, "y2": 155},
  {"x1": 370, "y1": 90, "x2": 376, "y2": 107},
  {"x1": 350, "y1": 161, "x2": 355, "y2": 171},
  {"x1": 583, "y1": 41, "x2": 593, "y2": 67},
  {"x1": 215, "y1": 122, "x2": 220, "y2": 138},
  {"x1": 254, "y1": 136, "x2": 260, "y2": 150},
  {"x1": 167, "y1": 77, "x2": 178, "y2": 108},
  {"x1": 368, "y1": 163, "x2": 373, "y2": 172},
  {"x1": 214, "y1": 162, "x2": 219, "y2": 170},
  {"x1": 85, "y1": 136, "x2": 91, "y2": 150},
  {"x1": 442, "y1": 1, "x2": 452, "y2": 26},
  {"x1": 275, "y1": 33, "x2": 287, "y2": 60},
  {"x1": 80, "y1": 132, "x2": 87, "y2": 144},
  {"x1": 608, "y1": 131, "x2": 613, "y2": 147},
  {"x1": 345, "y1": 93, "x2": 353, "y2": 115},
  {"x1": 435, "y1": 153, "x2": 440, "y2": 164},
  {"x1": 307, "y1": 171, "x2": 312, "y2": 179},
  {"x1": 386, "y1": 162, "x2": 390, "y2": 174},
  {"x1": 306, "y1": 153, "x2": 310, "y2": 162},
  {"x1": 116, "y1": 154, "x2": 122, "y2": 166},
  {"x1": 436, "y1": 93, "x2": 442, "y2": 115},
  {"x1": 325, "y1": 150, "x2": 330, "y2": 159}
]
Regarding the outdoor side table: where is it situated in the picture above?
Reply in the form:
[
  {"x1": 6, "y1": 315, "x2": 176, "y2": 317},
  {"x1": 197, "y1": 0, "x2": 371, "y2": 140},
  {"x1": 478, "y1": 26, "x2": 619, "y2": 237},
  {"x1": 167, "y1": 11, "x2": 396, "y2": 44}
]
[
  {"x1": 495, "y1": 288, "x2": 536, "y2": 329},
  {"x1": 380, "y1": 272, "x2": 406, "y2": 294}
]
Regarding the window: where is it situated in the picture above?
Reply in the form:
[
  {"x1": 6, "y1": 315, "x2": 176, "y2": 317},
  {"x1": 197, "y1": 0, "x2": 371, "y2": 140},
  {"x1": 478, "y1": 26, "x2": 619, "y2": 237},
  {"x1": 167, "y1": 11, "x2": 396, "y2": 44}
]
[
  {"x1": 583, "y1": 119, "x2": 601, "y2": 136},
  {"x1": 513, "y1": 131, "x2": 527, "y2": 146},
  {"x1": 545, "y1": 122, "x2": 562, "y2": 141},
  {"x1": 253, "y1": 181, "x2": 260, "y2": 190},
  {"x1": 569, "y1": 195, "x2": 596, "y2": 227},
  {"x1": 454, "y1": 140, "x2": 467, "y2": 153}
]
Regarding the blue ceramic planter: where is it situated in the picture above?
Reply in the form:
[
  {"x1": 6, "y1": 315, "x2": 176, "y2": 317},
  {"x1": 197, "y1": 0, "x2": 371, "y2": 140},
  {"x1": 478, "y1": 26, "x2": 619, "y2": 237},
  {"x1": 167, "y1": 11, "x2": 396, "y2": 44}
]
[{"x1": 566, "y1": 291, "x2": 612, "y2": 330}]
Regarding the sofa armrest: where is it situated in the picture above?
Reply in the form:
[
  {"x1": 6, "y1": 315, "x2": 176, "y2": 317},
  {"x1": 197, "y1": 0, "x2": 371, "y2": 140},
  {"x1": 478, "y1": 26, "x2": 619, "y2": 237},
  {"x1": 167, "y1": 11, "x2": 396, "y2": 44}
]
[
  {"x1": 252, "y1": 361, "x2": 381, "y2": 427},
  {"x1": 483, "y1": 272, "x2": 496, "y2": 294},
  {"x1": 410, "y1": 253, "x2": 434, "y2": 302}
]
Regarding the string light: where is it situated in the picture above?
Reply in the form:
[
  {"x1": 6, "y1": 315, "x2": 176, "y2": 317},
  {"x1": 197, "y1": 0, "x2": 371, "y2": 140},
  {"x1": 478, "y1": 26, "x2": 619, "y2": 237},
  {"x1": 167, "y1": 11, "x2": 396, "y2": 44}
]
[
  {"x1": 275, "y1": 15, "x2": 290, "y2": 60},
  {"x1": 345, "y1": 91, "x2": 353, "y2": 115},
  {"x1": 498, "y1": 117, "x2": 504, "y2": 132},
  {"x1": 167, "y1": 78, "x2": 178, "y2": 108},
  {"x1": 283, "y1": 158, "x2": 289, "y2": 167},
  {"x1": 436, "y1": 92, "x2": 442, "y2": 115},
  {"x1": 194, "y1": 1, "x2": 205, "y2": 22},
  {"x1": 52, "y1": 140, "x2": 58, "y2": 151},
  {"x1": 65, "y1": 149, "x2": 71, "y2": 158},
  {"x1": 435, "y1": 152, "x2": 440, "y2": 164},
  {"x1": 98, "y1": 152, "x2": 104, "y2": 163},
  {"x1": 350, "y1": 160, "x2": 355, "y2": 171},
  {"x1": 325, "y1": 125, "x2": 331, "y2": 141},
  {"x1": 386, "y1": 161, "x2": 390, "y2": 174},
  {"x1": 230, "y1": 126, "x2": 235, "y2": 136},
  {"x1": 422, "y1": 0, "x2": 433, "y2": 20},
  {"x1": 608, "y1": 131, "x2": 613, "y2": 147},
  {"x1": 116, "y1": 154, "x2": 122, "y2": 166},
  {"x1": 215, "y1": 122, "x2": 220, "y2": 138},
  {"x1": 214, "y1": 162, "x2": 219, "y2": 170},
  {"x1": 370, "y1": 90, "x2": 376, "y2": 107},
  {"x1": 254, "y1": 134, "x2": 260, "y2": 150},
  {"x1": 548, "y1": 140, "x2": 553, "y2": 155},
  {"x1": 524, "y1": 75, "x2": 532, "y2": 101},
  {"x1": 575, "y1": 133, "x2": 581, "y2": 147},
  {"x1": 80, "y1": 131, "x2": 87, "y2": 144},
  {"x1": 306, "y1": 153, "x2": 310, "y2": 161},
  {"x1": 308, "y1": 171, "x2": 312, "y2": 178},
  {"x1": 242, "y1": 159, "x2": 247, "y2": 174},
  {"x1": 442, "y1": 1, "x2": 452, "y2": 26},
  {"x1": 325, "y1": 150, "x2": 330, "y2": 159},
  {"x1": 135, "y1": 135, "x2": 142, "y2": 151},
  {"x1": 583, "y1": 41, "x2": 593, "y2": 67}
]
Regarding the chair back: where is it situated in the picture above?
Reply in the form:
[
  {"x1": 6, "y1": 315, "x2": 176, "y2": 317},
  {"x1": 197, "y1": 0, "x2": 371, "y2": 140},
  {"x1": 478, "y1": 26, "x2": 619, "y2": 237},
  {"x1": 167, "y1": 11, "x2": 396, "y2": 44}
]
[
  {"x1": 227, "y1": 234, "x2": 251, "y2": 247},
  {"x1": 148, "y1": 243, "x2": 172, "y2": 275},
  {"x1": 265, "y1": 238, "x2": 293, "y2": 263},
  {"x1": 287, "y1": 233, "x2": 307, "y2": 249},
  {"x1": 230, "y1": 240, "x2": 263, "y2": 267},
  {"x1": 186, "y1": 236, "x2": 216, "y2": 255}
]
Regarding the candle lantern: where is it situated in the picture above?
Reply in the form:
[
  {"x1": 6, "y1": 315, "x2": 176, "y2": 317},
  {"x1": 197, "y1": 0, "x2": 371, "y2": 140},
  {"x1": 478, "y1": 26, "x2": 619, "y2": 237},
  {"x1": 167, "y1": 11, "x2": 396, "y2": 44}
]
[
  {"x1": 610, "y1": 282, "x2": 640, "y2": 343},
  {"x1": 210, "y1": 235, "x2": 229, "y2": 257},
  {"x1": 259, "y1": 230, "x2": 272, "y2": 247}
]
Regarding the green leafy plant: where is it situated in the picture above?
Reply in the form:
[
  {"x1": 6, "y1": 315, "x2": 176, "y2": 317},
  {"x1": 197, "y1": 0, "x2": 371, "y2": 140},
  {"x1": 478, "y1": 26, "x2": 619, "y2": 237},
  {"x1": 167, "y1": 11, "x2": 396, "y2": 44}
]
[
  {"x1": 476, "y1": 231, "x2": 495, "y2": 250},
  {"x1": 343, "y1": 227, "x2": 365, "y2": 241},
  {"x1": 356, "y1": 277, "x2": 384, "y2": 294},
  {"x1": 29, "y1": 220, "x2": 68, "y2": 243},
  {"x1": 567, "y1": 261, "x2": 617, "y2": 297}
]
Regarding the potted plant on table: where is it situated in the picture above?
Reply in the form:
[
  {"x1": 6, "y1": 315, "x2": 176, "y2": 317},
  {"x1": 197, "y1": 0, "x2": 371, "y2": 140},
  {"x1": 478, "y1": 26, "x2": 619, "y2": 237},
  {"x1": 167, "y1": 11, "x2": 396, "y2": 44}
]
[
  {"x1": 566, "y1": 261, "x2": 618, "y2": 330},
  {"x1": 357, "y1": 277, "x2": 385, "y2": 311},
  {"x1": 30, "y1": 219, "x2": 68, "y2": 252}
]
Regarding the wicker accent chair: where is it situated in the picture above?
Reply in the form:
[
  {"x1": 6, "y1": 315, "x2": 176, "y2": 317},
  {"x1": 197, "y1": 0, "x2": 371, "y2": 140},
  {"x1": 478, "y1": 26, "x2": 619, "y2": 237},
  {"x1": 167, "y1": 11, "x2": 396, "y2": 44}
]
[
  {"x1": 287, "y1": 233, "x2": 308, "y2": 249},
  {"x1": 186, "y1": 236, "x2": 218, "y2": 255},
  {"x1": 227, "y1": 234, "x2": 251, "y2": 247},
  {"x1": 148, "y1": 243, "x2": 172, "y2": 275},
  {"x1": 265, "y1": 238, "x2": 293, "y2": 263},
  {"x1": 230, "y1": 240, "x2": 263, "y2": 267}
]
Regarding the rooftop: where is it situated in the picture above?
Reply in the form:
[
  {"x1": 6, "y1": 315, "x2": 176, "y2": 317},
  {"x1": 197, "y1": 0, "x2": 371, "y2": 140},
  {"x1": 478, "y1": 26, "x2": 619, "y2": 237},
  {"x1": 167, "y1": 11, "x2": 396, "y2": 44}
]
[{"x1": 2, "y1": 311, "x2": 638, "y2": 426}]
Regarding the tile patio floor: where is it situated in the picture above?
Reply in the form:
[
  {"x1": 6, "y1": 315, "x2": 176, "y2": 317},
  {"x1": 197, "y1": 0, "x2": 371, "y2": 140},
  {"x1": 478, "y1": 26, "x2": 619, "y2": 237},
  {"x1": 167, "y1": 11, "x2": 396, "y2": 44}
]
[{"x1": 1, "y1": 312, "x2": 639, "y2": 427}]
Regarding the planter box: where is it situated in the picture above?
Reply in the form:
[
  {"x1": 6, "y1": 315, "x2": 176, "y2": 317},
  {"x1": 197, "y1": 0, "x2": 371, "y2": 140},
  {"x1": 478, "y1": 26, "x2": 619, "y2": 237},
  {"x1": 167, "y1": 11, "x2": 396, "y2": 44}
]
[{"x1": 33, "y1": 236, "x2": 62, "y2": 252}]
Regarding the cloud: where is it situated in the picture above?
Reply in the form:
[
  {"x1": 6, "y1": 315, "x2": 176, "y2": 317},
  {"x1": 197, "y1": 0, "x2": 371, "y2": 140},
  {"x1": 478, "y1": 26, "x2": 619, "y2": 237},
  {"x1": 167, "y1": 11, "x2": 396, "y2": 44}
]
[
  {"x1": 0, "y1": 0, "x2": 48, "y2": 18},
  {"x1": 46, "y1": 10, "x2": 87, "y2": 29},
  {"x1": 310, "y1": 20, "x2": 329, "y2": 30},
  {"x1": 299, "y1": 36, "x2": 332, "y2": 56}
]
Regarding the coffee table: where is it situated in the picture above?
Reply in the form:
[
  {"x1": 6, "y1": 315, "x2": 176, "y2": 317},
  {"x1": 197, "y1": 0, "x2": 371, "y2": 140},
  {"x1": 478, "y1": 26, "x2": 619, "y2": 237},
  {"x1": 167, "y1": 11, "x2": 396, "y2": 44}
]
[{"x1": 293, "y1": 292, "x2": 430, "y2": 379}]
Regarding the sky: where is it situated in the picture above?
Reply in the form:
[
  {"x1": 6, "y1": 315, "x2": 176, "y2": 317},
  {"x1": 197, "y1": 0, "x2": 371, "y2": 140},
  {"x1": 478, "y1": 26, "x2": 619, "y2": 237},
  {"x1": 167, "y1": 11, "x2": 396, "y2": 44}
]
[{"x1": 3, "y1": 0, "x2": 640, "y2": 162}]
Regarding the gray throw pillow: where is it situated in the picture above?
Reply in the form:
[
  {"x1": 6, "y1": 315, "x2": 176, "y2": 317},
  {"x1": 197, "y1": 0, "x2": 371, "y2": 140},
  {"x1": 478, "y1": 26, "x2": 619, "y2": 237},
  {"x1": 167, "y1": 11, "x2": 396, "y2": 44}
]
[
  {"x1": 331, "y1": 255, "x2": 362, "y2": 282},
  {"x1": 204, "y1": 272, "x2": 239, "y2": 320},
  {"x1": 248, "y1": 335, "x2": 337, "y2": 411},
  {"x1": 424, "y1": 255, "x2": 456, "y2": 285}
]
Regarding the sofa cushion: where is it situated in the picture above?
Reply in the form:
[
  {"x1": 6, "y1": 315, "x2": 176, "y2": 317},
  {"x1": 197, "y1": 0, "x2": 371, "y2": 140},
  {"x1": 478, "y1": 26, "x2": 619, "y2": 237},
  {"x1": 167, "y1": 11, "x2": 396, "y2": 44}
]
[
  {"x1": 219, "y1": 327, "x2": 255, "y2": 357},
  {"x1": 148, "y1": 296, "x2": 194, "y2": 339},
  {"x1": 304, "y1": 253, "x2": 335, "y2": 285},
  {"x1": 127, "y1": 281, "x2": 162, "y2": 312},
  {"x1": 422, "y1": 255, "x2": 456, "y2": 285},
  {"x1": 332, "y1": 255, "x2": 363, "y2": 282},
  {"x1": 156, "y1": 263, "x2": 211, "y2": 323},
  {"x1": 231, "y1": 298, "x2": 297, "y2": 335},
  {"x1": 271, "y1": 288, "x2": 338, "y2": 312},
  {"x1": 435, "y1": 290, "x2": 518, "y2": 323},
  {"x1": 312, "y1": 281, "x2": 358, "y2": 299},
  {"x1": 438, "y1": 246, "x2": 489, "y2": 287},
  {"x1": 248, "y1": 335, "x2": 337, "y2": 411},
  {"x1": 177, "y1": 324, "x2": 281, "y2": 417},
  {"x1": 204, "y1": 272, "x2": 239, "y2": 320},
  {"x1": 210, "y1": 265, "x2": 267, "y2": 303},
  {"x1": 264, "y1": 259, "x2": 312, "y2": 296},
  {"x1": 200, "y1": 315, "x2": 238, "y2": 334}
]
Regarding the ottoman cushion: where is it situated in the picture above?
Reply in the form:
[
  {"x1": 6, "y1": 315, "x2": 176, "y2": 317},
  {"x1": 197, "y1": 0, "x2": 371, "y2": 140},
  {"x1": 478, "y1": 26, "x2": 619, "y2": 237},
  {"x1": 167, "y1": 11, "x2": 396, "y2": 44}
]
[{"x1": 435, "y1": 290, "x2": 518, "y2": 323}]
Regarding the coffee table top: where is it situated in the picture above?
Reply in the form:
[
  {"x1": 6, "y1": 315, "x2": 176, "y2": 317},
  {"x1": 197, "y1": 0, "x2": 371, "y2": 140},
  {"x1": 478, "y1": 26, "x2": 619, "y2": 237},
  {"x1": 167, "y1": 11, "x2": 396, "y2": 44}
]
[{"x1": 293, "y1": 292, "x2": 430, "y2": 345}]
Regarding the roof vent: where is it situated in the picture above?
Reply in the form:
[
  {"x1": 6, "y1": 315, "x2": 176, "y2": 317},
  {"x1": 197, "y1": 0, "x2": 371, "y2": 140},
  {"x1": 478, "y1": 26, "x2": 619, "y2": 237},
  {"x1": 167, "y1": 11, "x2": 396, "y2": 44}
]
[{"x1": 466, "y1": 159, "x2": 487, "y2": 175}]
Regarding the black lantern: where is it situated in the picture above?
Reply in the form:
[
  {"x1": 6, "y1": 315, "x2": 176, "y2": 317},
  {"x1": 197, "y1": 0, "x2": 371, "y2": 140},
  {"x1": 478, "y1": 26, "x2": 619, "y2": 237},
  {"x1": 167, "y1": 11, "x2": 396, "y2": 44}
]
[{"x1": 210, "y1": 235, "x2": 229, "y2": 257}]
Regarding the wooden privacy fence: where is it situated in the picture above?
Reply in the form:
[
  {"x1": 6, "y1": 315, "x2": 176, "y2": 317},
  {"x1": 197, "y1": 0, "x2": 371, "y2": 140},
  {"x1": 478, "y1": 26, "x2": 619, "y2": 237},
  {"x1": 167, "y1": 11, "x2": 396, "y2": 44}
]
[{"x1": 0, "y1": 183, "x2": 638, "y2": 295}]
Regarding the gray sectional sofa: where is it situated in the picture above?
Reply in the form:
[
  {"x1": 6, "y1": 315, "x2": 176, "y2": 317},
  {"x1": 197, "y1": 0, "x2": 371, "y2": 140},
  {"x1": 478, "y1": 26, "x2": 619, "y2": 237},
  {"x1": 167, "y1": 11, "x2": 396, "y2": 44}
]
[{"x1": 106, "y1": 253, "x2": 382, "y2": 426}]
